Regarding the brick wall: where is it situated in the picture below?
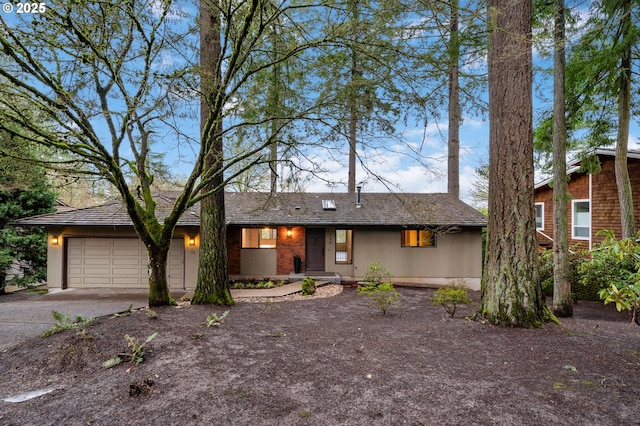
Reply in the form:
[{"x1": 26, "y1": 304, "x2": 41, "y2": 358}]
[{"x1": 276, "y1": 226, "x2": 306, "y2": 275}]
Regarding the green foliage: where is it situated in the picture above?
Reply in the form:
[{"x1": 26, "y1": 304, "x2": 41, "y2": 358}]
[
  {"x1": 431, "y1": 281, "x2": 471, "y2": 318},
  {"x1": 0, "y1": 184, "x2": 56, "y2": 289},
  {"x1": 537, "y1": 249, "x2": 591, "y2": 299},
  {"x1": 204, "y1": 310, "x2": 229, "y2": 327},
  {"x1": 358, "y1": 282, "x2": 400, "y2": 315},
  {"x1": 583, "y1": 230, "x2": 640, "y2": 324},
  {"x1": 103, "y1": 332, "x2": 158, "y2": 368},
  {"x1": 41, "y1": 310, "x2": 94, "y2": 338},
  {"x1": 358, "y1": 262, "x2": 399, "y2": 315},
  {"x1": 362, "y1": 261, "x2": 393, "y2": 287},
  {"x1": 302, "y1": 277, "x2": 316, "y2": 296}
]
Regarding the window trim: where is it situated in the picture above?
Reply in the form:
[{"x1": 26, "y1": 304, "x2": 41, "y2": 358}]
[
  {"x1": 334, "y1": 228, "x2": 353, "y2": 264},
  {"x1": 535, "y1": 202, "x2": 544, "y2": 230},
  {"x1": 400, "y1": 229, "x2": 436, "y2": 248},
  {"x1": 241, "y1": 227, "x2": 278, "y2": 249},
  {"x1": 571, "y1": 200, "x2": 591, "y2": 240}
]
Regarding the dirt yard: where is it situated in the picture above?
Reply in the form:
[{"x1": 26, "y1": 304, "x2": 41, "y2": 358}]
[{"x1": 1, "y1": 286, "x2": 639, "y2": 425}]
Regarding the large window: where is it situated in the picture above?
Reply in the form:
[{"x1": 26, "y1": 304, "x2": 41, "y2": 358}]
[
  {"x1": 401, "y1": 229, "x2": 435, "y2": 247},
  {"x1": 335, "y1": 229, "x2": 353, "y2": 264},
  {"x1": 535, "y1": 202, "x2": 544, "y2": 230},
  {"x1": 242, "y1": 228, "x2": 277, "y2": 248},
  {"x1": 572, "y1": 200, "x2": 590, "y2": 240}
]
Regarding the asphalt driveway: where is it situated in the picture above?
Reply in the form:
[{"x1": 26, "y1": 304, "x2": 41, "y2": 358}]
[{"x1": 0, "y1": 288, "x2": 160, "y2": 351}]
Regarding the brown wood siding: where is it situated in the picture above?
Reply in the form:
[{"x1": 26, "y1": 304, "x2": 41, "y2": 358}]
[{"x1": 535, "y1": 155, "x2": 640, "y2": 250}]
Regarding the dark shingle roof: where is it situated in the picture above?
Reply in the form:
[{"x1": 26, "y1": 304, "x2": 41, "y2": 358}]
[{"x1": 12, "y1": 192, "x2": 486, "y2": 228}]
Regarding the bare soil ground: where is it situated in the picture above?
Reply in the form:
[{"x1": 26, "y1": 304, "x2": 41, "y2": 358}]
[{"x1": 1, "y1": 286, "x2": 639, "y2": 426}]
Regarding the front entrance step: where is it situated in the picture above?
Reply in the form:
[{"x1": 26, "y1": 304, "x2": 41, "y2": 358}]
[{"x1": 288, "y1": 272, "x2": 341, "y2": 284}]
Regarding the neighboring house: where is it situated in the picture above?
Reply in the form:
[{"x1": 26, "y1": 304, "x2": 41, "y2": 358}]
[
  {"x1": 534, "y1": 149, "x2": 640, "y2": 250},
  {"x1": 13, "y1": 191, "x2": 486, "y2": 291}
]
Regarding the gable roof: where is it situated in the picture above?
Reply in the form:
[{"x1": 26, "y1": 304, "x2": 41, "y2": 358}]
[
  {"x1": 12, "y1": 191, "x2": 486, "y2": 228},
  {"x1": 535, "y1": 149, "x2": 640, "y2": 189}
]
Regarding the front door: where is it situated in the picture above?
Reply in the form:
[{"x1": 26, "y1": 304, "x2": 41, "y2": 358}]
[{"x1": 305, "y1": 228, "x2": 325, "y2": 272}]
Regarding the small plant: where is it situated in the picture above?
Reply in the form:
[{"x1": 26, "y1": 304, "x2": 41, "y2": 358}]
[
  {"x1": 362, "y1": 261, "x2": 393, "y2": 287},
  {"x1": 431, "y1": 281, "x2": 472, "y2": 318},
  {"x1": 103, "y1": 332, "x2": 158, "y2": 368},
  {"x1": 41, "y1": 310, "x2": 94, "y2": 338},
  {"x1": 204, "y1": 310, "x2": 229, "y2": 327},
  {"x1": 302, "y1": 277, "x2": 316, "y2": 295},
  {"x1": 358, "y1": 282, "x2": 400, "y2": 315},
  {"x1": 146, "y1": 308, "x2": 157, "y2": 319},
  {"x1": 358, "y1": 262, "x2": 400, "y2": 315}
]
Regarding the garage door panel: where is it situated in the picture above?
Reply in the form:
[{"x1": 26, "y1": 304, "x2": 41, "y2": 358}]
[{"x1": 67, "y1": 238, "x2": 184, "y2": 289}]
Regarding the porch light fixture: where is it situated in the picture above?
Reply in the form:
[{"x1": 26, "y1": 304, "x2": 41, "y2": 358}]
[
  {"x1": 188, "y1": 236, "x2": 196, "y2": 246},
  {"x1": 286, "y1": 227, "x2": 293, "y2": 238},
  {"x1": 51, "y1": 235, "x2": 59, "y2": 245}
]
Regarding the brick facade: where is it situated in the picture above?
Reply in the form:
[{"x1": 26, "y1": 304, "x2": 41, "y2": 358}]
[
  {"x1": 534, "y1": 154, "x2": 640, "y2": 250},
  {"x1": 276, "y1": 226, "x2": 306, "y2": 275},
  {"x1": 226, "y1": 225, "x2": 307, "y2": 275}
]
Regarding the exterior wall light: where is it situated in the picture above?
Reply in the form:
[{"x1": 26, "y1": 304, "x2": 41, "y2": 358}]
[
  {"x1": 188, "y1": 236, "x2": 196, "y2": 246},
  {"x1": 286, "y1": 227, "x2": 293, "y2": 238},
  {"x1": 51, "y1": 235, "x2": 59, "y2": 245}
]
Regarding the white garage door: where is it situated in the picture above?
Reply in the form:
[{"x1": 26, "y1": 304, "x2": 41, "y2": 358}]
[{"x1": 67, "y1": 238, "x2": 184, "y2": 289}]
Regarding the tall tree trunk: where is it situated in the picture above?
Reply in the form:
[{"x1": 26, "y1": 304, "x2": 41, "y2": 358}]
[
  {"x1": 481, "y1": 0, "x2": 547, "y2": 327},
  {"x1": 552, "y1": 0, "x2": 572, "y2": 317},
  {"x1": 148, "y1": 243, "x2": 172, "y2": 306},
  {"x1": 193, "y1": 0, "x2": 233, "y2": 306},
  {"x1": 447, "y1": 0, "x2": 460, "y2": 199},
  {"x1": 615, "y1": 0, "x2": 635, "y2": 239},
  {"x1": 347, "y1": 0, "x2": 359, "y2": 194}
]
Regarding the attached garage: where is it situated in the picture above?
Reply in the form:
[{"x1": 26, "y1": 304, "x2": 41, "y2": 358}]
[{"x1": 66, "y1": 237, "x2": 184, "y2": 289}]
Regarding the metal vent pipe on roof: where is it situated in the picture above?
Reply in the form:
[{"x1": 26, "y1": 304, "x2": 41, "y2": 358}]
[{"x1": 356, "y1": 186, "x2": 362, "y2": 208}]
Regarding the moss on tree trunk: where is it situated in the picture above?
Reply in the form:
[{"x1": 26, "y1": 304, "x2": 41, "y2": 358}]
[
  {"x1": 481, "y1": 0, "x2": 551, "y2": 327},
  {"x1": 192, "y1": 189, "x2": 234, "y2": 306},
  {"x1": 148, "y1": 243, "x2": 172, "y2": 307}
]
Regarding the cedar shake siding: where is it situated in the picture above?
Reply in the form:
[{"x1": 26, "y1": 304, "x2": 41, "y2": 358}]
[{"x1": 534, "y1": 150, "x2": 640, "y2": 250}]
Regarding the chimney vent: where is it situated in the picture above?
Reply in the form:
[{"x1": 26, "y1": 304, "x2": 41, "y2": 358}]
[{"x1": 356, "y1": 186, "x2": 362, "y2": 208}]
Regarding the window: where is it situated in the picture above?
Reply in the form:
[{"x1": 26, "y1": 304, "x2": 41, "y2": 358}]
[
  {"x1": 242, "y1": 228, "x2": 277, "y2": 248},
  {"x1": 335, "y1": 229, "x2": 352, "y2": 264},
  {"x1": 401, "y1": 229, "x2": 435, "y2": 247},
  {"x1": 535, "y1": 203, "x2": 544, "y2": 230},
  {"x1": 572, "y1": 200, "x2": 590, "y2": 240}
]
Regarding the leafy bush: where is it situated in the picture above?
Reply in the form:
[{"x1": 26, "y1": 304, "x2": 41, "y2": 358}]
[
  {"x1": 302, "y1": 277, "x2": 316, "y2": 295},
  {"x1": 431, "y1": 281, "x2": 471, "y2": 317},
  {"x1": 583, "y1": 230, "x2": 640, "y2": 324},
  {"x1": 362, "y1": 261, "x2": 393, "y2": 287},
  {"x1": 358, "y1": 282, "x2": 400, "y2": 315},
  {"x1": 538, "y1": 248, "x2": 594, "y2": 300},
  {"x1": 358, "y1": 262, "x2": 399, "y2": 315}
]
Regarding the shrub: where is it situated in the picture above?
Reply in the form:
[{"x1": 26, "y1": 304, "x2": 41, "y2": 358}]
[
  {"x1": 362, "y1": 261, "x2": 393, "y2": 287},
  {"x1": 358, "y1": 282, "x2": 400, "y2": 315},
  {"x1": 431, "y1": 281, "x2": 471, "y2": 317},
  {"x1": 302, "y1": 277, "x2": 316, "y2": 295},
  {"x1": 358, "y1": 262, "x2": 399, "y2": 315},
  {"x1": 538, "y1": 248, "x2": 594, "y2": 300},
  {"x1": 584, "y1": 230, "x2": 640, "y2": 325}
]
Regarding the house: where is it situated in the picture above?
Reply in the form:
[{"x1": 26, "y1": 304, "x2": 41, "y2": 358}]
[
  {"x1": 13, "y1": 191, "x2": 487, "y2": 291},
  {"x1": 534, "y1": 149, "x2": 640, "y2": 250}
]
